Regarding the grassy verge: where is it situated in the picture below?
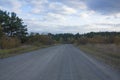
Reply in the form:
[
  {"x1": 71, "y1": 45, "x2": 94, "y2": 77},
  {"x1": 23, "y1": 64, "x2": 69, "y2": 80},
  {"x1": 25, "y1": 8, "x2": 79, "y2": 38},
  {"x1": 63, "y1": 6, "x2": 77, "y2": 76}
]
[
  {"x1": 0, "y1": 44, "x2": 53, "y2": 59},
  {"x1": 78, "y1": 44, "x2": 120, "y2": 70}
]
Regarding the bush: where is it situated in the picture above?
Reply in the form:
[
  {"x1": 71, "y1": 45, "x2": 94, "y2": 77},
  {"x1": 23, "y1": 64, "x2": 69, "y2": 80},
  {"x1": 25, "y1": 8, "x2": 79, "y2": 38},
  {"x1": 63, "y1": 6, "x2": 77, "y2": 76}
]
[
  {"x1": 114, "y1": 36, "x2": 120, "y2": 44},
  {"x1": 28, "y1": 34, "x2": 54, "y2": 45},
  {"x1": 76, "y1": 37, "x2": 88, "y2": 45},
  {"x1": 0, "y1": 36, "x2": 20, "y2": 49}
]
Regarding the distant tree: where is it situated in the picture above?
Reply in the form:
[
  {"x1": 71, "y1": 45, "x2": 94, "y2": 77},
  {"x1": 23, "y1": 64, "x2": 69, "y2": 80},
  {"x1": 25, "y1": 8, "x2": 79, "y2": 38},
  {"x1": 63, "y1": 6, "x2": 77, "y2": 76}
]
[{"x1": 75, "y1": 33, "x2": 80, "y2": 39}]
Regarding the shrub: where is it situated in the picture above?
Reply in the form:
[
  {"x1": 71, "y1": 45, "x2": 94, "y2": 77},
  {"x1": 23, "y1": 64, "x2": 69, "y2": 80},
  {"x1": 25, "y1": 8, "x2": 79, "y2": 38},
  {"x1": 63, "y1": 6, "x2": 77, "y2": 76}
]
[
  {"x1": 114, "y1": 36, "x2": 120, "y2": 44},
  {"x1": 77, "y1": 37, "x2": 88, "y2": 45},
  {"x1": 28, "y1": 34, "x2": 54, "y2": 45},
  {"x1": 0, "y1": 36, "x2": 20, "y2": 49}
]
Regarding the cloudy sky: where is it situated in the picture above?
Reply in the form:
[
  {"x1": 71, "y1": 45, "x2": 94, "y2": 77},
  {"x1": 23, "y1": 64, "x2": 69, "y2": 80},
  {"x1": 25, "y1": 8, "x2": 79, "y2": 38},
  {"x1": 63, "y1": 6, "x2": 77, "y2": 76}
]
[{"x1": 0, "y1": 0, "x2": 120, "y2": 34}]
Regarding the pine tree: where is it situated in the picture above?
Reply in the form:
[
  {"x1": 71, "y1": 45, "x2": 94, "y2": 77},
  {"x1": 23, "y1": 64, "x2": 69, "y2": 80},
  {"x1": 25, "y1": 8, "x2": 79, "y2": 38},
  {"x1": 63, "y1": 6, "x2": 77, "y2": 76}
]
[
  {"x1": 0, "y1": 10, "x2": 28, "y2": 43},
  {"x1": 0, "y1": 24, "x2": 3, "y2": 38}
]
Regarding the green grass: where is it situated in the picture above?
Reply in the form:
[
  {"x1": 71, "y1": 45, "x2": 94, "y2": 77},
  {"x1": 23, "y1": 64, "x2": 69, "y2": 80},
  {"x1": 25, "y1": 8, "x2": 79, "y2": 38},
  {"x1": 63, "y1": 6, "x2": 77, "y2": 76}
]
[
  {"x1": 78, "y1": 44, "x2": 120, "y2": 70},
  {"x1": 0, "y1": 45, "x2": 52, "y2": 59}
]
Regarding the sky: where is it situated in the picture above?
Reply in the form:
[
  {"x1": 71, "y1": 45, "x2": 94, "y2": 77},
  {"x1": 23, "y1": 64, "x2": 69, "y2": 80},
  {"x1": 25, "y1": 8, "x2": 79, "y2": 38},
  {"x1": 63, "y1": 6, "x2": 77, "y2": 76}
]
[{"x1": 0, "y1": 0, "x2": 120, "y2": 34}]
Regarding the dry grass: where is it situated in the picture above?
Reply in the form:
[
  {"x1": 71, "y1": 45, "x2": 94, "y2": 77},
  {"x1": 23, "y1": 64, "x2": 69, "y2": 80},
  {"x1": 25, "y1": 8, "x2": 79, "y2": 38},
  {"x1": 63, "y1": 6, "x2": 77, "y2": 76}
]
[
  {"x1": 79, "y1": 44, "x2": 120, "y2": 70},
  {"x1": 0, "y1": 36, "x2": 20, "y2": 49},
  {"x1": 0, "y1": 44, "x2": 52, "y2": 59}
]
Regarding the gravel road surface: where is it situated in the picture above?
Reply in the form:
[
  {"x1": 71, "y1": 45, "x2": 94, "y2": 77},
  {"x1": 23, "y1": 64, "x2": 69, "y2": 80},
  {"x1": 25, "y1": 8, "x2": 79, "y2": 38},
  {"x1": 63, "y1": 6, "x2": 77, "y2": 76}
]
[{"x1": 0, "y1": 44, "x2": 120, "y2": 80}]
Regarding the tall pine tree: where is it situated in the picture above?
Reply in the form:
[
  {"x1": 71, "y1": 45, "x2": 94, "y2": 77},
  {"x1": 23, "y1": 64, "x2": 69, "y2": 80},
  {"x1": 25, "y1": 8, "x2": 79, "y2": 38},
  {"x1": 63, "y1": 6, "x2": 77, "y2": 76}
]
[{"x1": 0, "y1": 10, "x2": 28, "y2": 42}]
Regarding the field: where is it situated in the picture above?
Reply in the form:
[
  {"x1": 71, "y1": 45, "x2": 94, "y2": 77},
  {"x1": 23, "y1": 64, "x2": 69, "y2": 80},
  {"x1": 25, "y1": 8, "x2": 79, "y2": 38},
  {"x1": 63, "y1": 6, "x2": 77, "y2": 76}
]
[{"x1": 79, "y1": 44, "x2": 120, "y2": 70}]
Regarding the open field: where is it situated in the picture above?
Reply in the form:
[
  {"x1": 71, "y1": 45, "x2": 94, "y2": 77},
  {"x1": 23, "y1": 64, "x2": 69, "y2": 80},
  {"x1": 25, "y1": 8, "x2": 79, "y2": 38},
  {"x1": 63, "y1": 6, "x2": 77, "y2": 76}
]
[{"x1": 79, "y1": 44, "x2": 120, "y2": 70}]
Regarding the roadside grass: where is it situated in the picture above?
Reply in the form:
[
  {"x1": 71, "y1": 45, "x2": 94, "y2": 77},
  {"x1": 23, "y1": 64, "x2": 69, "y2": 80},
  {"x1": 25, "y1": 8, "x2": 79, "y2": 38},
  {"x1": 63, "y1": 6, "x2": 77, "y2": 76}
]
[
  {"x1": 78, "y1": 44, "x2": 120, "y2": 70},
  {"x1": 0, "y1": 44, "x2": 52, "y2": 59}
]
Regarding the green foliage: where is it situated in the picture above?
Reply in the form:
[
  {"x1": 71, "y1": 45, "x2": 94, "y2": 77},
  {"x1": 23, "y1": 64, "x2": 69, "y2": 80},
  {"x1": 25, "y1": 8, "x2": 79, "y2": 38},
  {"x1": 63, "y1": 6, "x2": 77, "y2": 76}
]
[
  {"x1": 52, "y1": 33, "x2": 75, "y2": 43},
  {"x1": 48, "y1": 32, "x2": 120, "y2": 44},
  {"x1": 0, "y1": 25, "x2": 3, "y2": 38},
  {"x1": 0, "y1": 10, "x2": 27, "y2": 43}
]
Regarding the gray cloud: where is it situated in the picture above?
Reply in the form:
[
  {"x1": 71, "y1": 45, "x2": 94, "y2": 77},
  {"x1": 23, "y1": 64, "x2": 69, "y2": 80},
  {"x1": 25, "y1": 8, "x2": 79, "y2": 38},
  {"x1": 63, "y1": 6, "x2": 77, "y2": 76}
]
[
  {"x1": 49, "y1": 0, "x2": 86, "y2": 9},
  {"x1": 0, "y1": 0, "x2": 12, "y2": 8},
  {"x1": 86, "y1": 0, "x2": 120, "y2": 14},
  {"x1": 0, "y1": 0, "x2": 120, "y2": 33},
  {"x1": 50, "y1": 0, "x2": 120, "y2": 14},
  {"x1": 95, "y1": 23, "x2": 120, "y2": 27}
]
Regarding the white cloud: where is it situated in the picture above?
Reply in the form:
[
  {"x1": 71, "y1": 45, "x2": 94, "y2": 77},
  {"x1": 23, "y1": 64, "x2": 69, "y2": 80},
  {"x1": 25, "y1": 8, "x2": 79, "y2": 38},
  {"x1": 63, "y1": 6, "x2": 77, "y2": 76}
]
[
  {"x1": 49, "y1": 2, "x2": 77, "y2": 15},
  {"x1": 46, "y1": 13, "x2": 66, "y2": 21},
  {"x1": 80, "y1": 13, "x2": 89, "y2": 18},
  {"x1": 11, "y1": 0, "x2": 22, "y2": 13},
  {"x1": 0, "y1": 0, "x2": 22, "y2": 13},
  {"x1": 62, "y1": 6, "x2": 77, "y2": 14},
  {"x1": 30, "y1": 0, "x2": 48, "y2": 14}
]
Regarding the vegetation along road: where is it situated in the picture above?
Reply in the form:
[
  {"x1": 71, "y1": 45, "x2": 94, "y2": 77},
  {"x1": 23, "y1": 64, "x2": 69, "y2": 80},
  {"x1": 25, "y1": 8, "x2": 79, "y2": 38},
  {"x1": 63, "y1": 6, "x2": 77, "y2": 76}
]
[{"x1": 0, "y1": 44, "x2": 120, "y2": 80}]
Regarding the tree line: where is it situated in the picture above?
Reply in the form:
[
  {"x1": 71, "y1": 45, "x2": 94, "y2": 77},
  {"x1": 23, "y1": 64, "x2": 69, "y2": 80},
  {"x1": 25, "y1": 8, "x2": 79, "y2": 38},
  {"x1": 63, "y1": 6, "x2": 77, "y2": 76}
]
[
  {"x1": 49, "y1": 32, "x2": 120, "y2": 44},
  {"x1": 0, "y1": 10, "x2": 120, "y2": 49}
]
